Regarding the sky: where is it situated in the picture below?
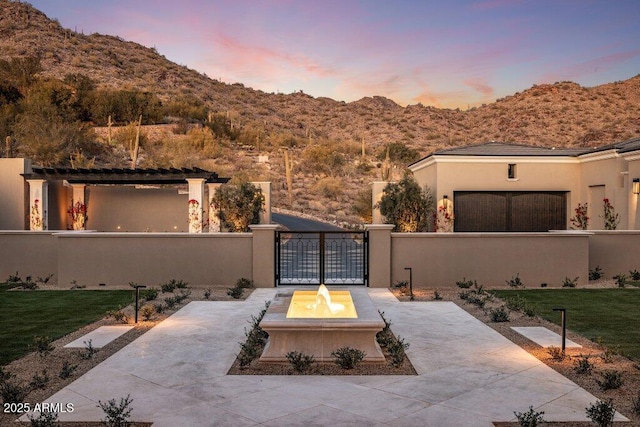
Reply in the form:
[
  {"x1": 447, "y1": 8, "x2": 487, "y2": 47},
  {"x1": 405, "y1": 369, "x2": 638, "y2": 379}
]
[{"x1": 28, "y1": 0, "x2": 640, "y2": 109}]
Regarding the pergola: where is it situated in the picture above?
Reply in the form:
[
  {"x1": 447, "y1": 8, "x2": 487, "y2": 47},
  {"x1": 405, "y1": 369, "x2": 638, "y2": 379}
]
[{"x1": 22, "y1": 167, "x2": 231, "y2": 232}]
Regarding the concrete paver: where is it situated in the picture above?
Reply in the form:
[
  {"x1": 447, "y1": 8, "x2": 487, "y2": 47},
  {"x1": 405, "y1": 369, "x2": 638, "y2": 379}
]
[
  {"x1": 511, "y1": 326, "x2": 582, "y2": 348},
  {"x1": 26, "y1": 288, "x2": 628, "y2": 425},
  {"x1": 63, "y1": 325, "x2": 134, "y2": 348}
]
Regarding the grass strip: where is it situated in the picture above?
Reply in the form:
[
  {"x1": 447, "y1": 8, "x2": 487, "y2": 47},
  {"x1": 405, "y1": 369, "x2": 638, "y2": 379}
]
[
  {"x1": 492, "y1": 289, "x2": 640, "y2": 361},
  {"x1": 0, "y1": 289, "x2": 133, "y2": 365}
]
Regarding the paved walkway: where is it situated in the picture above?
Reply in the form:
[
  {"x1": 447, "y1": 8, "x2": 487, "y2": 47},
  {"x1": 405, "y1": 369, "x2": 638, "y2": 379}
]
[{"x1": 30, "y1": 289, "x2": 627, "y2": 426}]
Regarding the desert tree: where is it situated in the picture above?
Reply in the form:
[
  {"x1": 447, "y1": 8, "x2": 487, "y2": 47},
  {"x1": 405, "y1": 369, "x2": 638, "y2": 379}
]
[
  {"x1": 377, "y1": 173, "x2": 434, "y2": 232},
  {"x1": 212, "y1": 181, "x2": 264, "y2": 232}
]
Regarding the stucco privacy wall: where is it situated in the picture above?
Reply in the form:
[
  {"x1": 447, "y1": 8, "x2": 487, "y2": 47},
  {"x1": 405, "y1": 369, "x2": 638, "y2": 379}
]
[
  {"x1": 389, "y1": 231, "x2": 590, "y2": 288},
  {"x1": 56, "y1": 232, "x2": 253, "y2": 287},
  {"x1": 87, "y1": 186, "x2": 188, "y2": 232},
  {"x1": 588, "y1": 231, "x2": 640, "y2": 276},
  {"x1": 0, "y1": 232, "x2": 58, "y2": 282}
]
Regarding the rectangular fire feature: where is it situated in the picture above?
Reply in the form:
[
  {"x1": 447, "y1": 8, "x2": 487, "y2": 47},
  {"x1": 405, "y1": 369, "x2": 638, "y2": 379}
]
[{"x1": 259, "y1": 287, "x2": 386, "y2": 363}]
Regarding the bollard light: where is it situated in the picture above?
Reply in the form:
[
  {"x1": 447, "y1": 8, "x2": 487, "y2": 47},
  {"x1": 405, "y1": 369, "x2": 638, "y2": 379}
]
[
  {"x1": 552, "y1": 307, "x2": 567, "y2": 353},
  {"x1": 404, "y1": 267, "x2": 413, "y2": 301},
  {"x1": 134, "y1": 285, "x2": 147, "y2": 323}
]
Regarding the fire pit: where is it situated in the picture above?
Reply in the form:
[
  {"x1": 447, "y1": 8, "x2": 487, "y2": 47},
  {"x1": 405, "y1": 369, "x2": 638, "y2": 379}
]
[{"x1": 259, "y1": 285, "x2": 386, "y2": 363}]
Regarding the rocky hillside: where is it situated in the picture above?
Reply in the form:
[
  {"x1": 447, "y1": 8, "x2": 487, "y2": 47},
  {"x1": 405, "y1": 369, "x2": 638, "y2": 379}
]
[{"x1": 2, "y1": 0, "x2": 640, "y2": 225}]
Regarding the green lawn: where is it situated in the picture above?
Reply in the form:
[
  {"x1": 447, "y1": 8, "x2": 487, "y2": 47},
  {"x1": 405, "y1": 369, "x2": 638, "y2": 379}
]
[
  {"x1": 0, "y1": 287, "x2": 133, "y2": 365},
  {"x1": 492, "y1": 289, "x2": 640, "y2": 361}
]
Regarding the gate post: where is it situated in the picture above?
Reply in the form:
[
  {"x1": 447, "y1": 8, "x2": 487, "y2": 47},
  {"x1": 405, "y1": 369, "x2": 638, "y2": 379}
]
[
  {"x1": 250, "y1": 224, "x2": 279, "y2": 287},
  {"x1": 364, "y1": 224, "x2": 393, "y2": 288}
]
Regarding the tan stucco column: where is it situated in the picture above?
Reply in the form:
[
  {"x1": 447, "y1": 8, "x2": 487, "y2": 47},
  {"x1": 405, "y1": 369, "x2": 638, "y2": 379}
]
[
  {"x1": 187, "y1": 178, "x2": 205, "y2": 233},
  {"x1": 27, "y1": 179, "x2": 48, "y2": 230},
  {"x1": 207, "y1": 182, "x2": 222, "y2": 232},
  {"x1": 371, "y1": 181, "x2": 389, "y2": 224},
  {"x1": 364, "y1": 224, "x2": 393, "y2": 288},
  {"x1": 250, "y1": 224, "x2": 278, "y2": 288},
  {"x1": 252, "y1": 181, "x2": 272, "y2": 224}
]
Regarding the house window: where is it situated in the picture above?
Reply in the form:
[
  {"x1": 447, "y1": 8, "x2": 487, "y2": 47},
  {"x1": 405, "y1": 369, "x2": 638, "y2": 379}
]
[{"x1": 508, "y1": 164, "x2": 517, "y2": 179}]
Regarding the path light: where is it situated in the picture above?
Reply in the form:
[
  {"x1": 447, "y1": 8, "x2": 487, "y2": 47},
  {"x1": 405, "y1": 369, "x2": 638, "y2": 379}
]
[
  {"x1": 633, "y1": 178, "x2": 640, "y2": 195},
  {"x1": 404, "y1": 267, "x2": 414, "y2": 301},
  {"x1": 134, "y1": 285, "x2": 147, "y2": 323},
  {"x1": 553, "y1": 307, "x2": 567, "y2": 353}
]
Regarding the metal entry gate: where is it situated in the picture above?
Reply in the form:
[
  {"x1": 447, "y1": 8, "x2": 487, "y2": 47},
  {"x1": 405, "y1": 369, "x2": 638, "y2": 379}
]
[{"x1": 275, "y1": 231, "x2": 368, "y2": 286}]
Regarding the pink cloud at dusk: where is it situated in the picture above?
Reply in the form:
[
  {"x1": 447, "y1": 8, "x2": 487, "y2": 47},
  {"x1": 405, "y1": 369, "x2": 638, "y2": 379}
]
[{"x1": 28, "y1": 0, "x2": 640, "y2": 109}]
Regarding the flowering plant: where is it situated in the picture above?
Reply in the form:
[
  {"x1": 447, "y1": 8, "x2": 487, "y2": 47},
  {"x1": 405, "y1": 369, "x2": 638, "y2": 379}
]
[
  {"x1": 68, "y1": 200, "x2": 87, "y2": 230},
  {"x1": 208, "y1": 198, "x2": 220, "y2": 232},
  {"x1": 188, "y1": 199, "x2": 202, "y2": 233},
  {"x1": 30, "y1": 198, "x2": 45, "y2": 231},
  {"x1": 602, "y1": 198, "x2": 619, "y2": 230},
  {"x1": 434, "y1": 204, "x2": 454, "y2": 232},
  {"x1": 569, "y1": 202, "x2": 589, "y2": 230}
]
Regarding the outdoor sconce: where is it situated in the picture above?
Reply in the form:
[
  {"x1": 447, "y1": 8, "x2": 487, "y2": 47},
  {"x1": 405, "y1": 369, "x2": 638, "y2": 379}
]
[
  {"x1": 443, "y1": 195, "x2": 449, "y2": 208},
  {"x1": 633, "y1": 178, "x2": 640, "y2": 195}
]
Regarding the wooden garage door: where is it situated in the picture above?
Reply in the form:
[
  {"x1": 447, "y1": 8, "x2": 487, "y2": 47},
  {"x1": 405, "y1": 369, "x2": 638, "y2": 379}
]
[{"x1": 454, "y1": 191, "x2": 567, "y2": 232}]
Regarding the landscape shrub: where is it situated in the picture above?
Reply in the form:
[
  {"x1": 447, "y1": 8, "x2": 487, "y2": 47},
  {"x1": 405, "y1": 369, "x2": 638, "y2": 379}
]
[
  {"x1": 514, "y1": 406, "x2": 545, "y2": 427},
  {"x1": 613, "y1": 274, "x2": 627, "y2": 288},
  {"x1": 29, "y1": 369, "x2": 49, "y2": 390},
  {"x1": 387, "y1": 336, "x2": 410, "y2": 367},
  {"x1": 203, "y1": 288, "x2": 212, "y2": 299},
  {"x1": 0, "y1": 379, "x2": 29, "y2": 404},
  {"x1": 235, "y1": 278, "x2": 253, "y2": 289},
  {"x1": 455, "y1": 278, "x2": 476, "y2": 289},
  {"x1": 506, "y1": 274, "x2": 523, "y2": 288},
  {"x1": 629, "y1": 269, "x2": 640, "y2": 281},
  {"x1": 27, "y1": 409, "x2": 59, "y2": 427},
  {"x1": 59, "y1": 360, "x2": 78, "y2": 379},
  {"x1": 174, "y1": 289, "x2": 191, "y2": 303},
  {"x1": 32, "y1": 336, "x2": 54, "y2": 356},
  {"x1": 562, "y1": 276, "x2": 578, "y2": 288},
  {"x1": 573, "y1": 355, "x2": 593, "y2": 375},
  {"x1": 490, "y1": 306, "x2": 510, "y2": 322},
  {"x1": 141, "y1": 287, "x2": 158, "y2": 301},
  {"x1": 237, "y1": 302, "x2": 270, "y2": 368},
  {"x1": 227, "y1": 286, "x2": 243, "y2": 299},
  {"x1": 163, "y1": 296, "x2": 177, "y2": 309},
  {"x1": 596, "y1": 370, "x2": 623, "y2": 390},
  {"x1": 547, "y1": 346, "x2": 566, "y2": 361},
  {"x1": 80, "y1": 339, "x2": 97, "y2": 360},
  {"x1": 433, "y1": 290, "x2": 443, "y2": 300},
  {"x1": 286, "y1": 351, "x2": 315, "y2": 373},
  {"x1": 331, "y1": 347, "x2": 365, "y2": 369},
  {"x1": 589, "y1": 266, "x2": 603, "y2": 281},
  {"x1": 140, "y1": 304, "x2": 155, "y2": 321},
  {"x1": 98, "y1": 394, "x2": 134, "y2": 427},
  {"x1": 154, "y1": 303, "x2": 165, "y2": 314},
  {"x1": 160, "y1": 281, "x2": 176, "y2": 293},
  {"x1": 585, "y1": 399, "x2": 615, "y2": 427},
  {"x1": 106, "y1": 306, "x2": 128, "y2": 324}
]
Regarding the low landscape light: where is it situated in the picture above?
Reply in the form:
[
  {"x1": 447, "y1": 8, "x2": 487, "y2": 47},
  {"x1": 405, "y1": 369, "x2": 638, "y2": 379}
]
[{"x1": 633, "y1": 178, "x2": 640, "y2": 195}]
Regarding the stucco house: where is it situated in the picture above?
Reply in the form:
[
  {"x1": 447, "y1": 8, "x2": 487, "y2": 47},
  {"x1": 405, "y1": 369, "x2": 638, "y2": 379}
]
[{"x1": 406, "y1": 138, "x2": 640, "y2": 232}]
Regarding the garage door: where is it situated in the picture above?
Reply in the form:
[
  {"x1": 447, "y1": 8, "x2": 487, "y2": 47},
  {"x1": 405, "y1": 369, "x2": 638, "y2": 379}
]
[{"x1": 454, "y1": 191, "x2": 567, "y2": 232}]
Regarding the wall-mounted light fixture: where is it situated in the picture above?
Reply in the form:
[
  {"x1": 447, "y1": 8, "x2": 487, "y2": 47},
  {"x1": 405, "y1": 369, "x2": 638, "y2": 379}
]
[
  {"x1": 443, "y1": 195, "x2": 449, "y2": 208},
  {"x1": 633, "y1": 178, "x2": 640, "y2": 195}
]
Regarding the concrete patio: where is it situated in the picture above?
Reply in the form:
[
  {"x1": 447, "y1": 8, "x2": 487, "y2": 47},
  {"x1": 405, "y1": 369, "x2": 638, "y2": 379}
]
[{"x1": 28, "y1": 288, "x2": 627, "y2": 426}]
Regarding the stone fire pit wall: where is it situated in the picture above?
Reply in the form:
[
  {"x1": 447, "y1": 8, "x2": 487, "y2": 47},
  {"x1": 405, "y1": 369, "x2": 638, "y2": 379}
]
[{"x1": 259, "y1": 288, "x2": 386, "y2": 363}]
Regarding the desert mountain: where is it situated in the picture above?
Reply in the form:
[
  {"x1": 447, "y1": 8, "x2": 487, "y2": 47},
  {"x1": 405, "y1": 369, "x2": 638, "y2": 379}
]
[{"x1": 2, "y1": 0, "x2": 640, "y2": 225}]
